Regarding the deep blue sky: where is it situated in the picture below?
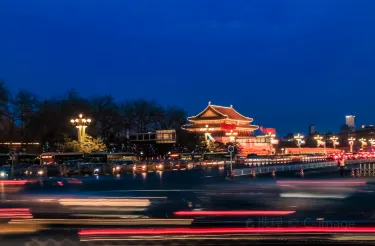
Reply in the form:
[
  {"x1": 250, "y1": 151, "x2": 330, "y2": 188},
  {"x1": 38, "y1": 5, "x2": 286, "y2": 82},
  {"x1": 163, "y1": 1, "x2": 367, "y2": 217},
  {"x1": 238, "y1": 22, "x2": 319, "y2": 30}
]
[{"x1": 1, "y1": 0, "x2": 375, "y2": 135}]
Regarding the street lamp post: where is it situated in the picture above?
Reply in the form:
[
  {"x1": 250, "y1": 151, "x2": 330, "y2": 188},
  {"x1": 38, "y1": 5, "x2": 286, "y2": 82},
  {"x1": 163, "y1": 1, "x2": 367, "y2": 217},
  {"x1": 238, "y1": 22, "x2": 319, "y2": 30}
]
[
  {"x1": 70, "y1": 114, "x2": 91, "y2": 143},
  {"x1": 294, "y1": 134, "x2": 304, "y2": 154},
  {"x1": 369, "y1": 138, "x2": 375, "y2": 149},
  {"x1": 348, "y1": 137, "x2": 356, "y2": 153},
  {"x1": 359, "y1": 138, "x2": 367, "y2": 149},
  {"x1": 330, "y1": 136, "x2": 339, "y2": 149},
  {"x1": 314, "y1": 135, "x2": 324, "y2": 153}
]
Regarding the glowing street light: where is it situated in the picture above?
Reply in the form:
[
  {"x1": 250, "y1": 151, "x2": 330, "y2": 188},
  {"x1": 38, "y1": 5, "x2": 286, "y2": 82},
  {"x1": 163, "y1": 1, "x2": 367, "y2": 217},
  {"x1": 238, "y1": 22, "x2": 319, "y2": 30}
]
[
  {"x1": 200, "y1": 125, "x2": 215, "y2": 145},
  {"x1": 70, "y1": 113, "x2": 91, "y2": 143},
  {"x1": 369, "y1": 138, "x2": 375, "y2": 148},
  {"x1": 348, "y1": 137, "x2": 356, "y2": 153},
  {"x1": 225, "y1": 130, "x2": 238, "y2": 142},
  {"x1": 314, "y1": 135, "x2": 326, "y2": 154},
  {"x1": 359, "y1": 138, "x2": 367, "y2": 148},
  {"x1": 314, "y1": 135, "x2": 323, "y2": 147},
  {"x1": 330, "y1": 136, "x2": 339, "y2": 149},
  {"x1": 294, "y1": 134, "x2": 304, "y2": 153}
]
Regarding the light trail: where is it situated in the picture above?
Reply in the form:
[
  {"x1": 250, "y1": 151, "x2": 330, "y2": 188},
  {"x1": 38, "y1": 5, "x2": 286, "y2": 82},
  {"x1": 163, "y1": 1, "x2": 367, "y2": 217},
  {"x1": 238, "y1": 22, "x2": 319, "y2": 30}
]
[
  {"x1": 277, "y1": 180, "x2": 366, "y2": 185},
  {"x1": 79, "y1": 227, "x2": 375, "y2": 236},
  {"x1": 280, "y1": 193, "x2": 347, "y2": 199},
  {"x1": 174, "y1": 210, "x2": 296, "y2": 216},
  {"x1": 10, "y1": 218, "x2": 193, "y2": 226}
]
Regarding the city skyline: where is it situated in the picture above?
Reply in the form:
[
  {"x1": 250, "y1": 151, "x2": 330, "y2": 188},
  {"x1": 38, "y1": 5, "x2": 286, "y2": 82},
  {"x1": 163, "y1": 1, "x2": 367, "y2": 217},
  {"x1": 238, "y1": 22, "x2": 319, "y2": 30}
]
[{"x1": 1, "y1": 1, "x2": 375, "y2": 134}]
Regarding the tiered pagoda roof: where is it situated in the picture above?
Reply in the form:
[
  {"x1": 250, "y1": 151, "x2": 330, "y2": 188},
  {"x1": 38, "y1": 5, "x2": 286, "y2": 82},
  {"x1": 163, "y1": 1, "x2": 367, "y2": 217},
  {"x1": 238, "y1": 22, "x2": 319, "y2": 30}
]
[{"x1": 183, "y1": 102, "x2": 259, "y2": 132}]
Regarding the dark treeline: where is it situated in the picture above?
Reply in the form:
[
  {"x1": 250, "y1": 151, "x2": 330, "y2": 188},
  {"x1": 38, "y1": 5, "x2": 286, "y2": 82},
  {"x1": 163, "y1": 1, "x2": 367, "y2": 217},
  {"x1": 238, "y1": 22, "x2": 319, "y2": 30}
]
[{"x1": 0, "y1": 81, "x2": 197, "y2": 154}]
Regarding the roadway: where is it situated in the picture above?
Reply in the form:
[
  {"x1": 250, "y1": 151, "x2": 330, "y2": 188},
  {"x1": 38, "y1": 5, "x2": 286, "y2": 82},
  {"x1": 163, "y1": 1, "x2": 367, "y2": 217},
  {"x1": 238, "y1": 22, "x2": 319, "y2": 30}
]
[{"x1": 1, "y1": 163, "x2": 375, "y2": 244}]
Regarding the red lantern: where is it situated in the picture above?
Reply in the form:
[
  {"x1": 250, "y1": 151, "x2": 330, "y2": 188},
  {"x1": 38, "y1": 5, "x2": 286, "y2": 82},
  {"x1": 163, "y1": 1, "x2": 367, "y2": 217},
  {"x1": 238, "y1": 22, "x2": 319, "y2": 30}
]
[{"x1": 221, "y1": 123, "x2": 236, "y2": 131}]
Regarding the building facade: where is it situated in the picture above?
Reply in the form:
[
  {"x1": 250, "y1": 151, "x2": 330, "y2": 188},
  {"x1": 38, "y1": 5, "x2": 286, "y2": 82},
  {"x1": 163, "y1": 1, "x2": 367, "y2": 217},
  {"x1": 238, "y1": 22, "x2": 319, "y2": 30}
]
[
  {"x1": 345, "y1": 115, "x2": 356, "y2": 132},
  {"x1": 183, "y1": 102, "x2": 273, "y2": 155},
  {"x1": 308, "y1": 124, "x2": 316, "y2": 135}
]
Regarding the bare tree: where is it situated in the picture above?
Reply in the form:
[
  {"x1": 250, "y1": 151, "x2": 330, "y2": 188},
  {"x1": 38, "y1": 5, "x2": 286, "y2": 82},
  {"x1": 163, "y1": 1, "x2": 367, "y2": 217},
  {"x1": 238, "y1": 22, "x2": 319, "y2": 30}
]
[
  {"x1": 91, "y1": 95, "x2": 121, "y2": 143},
  {"x1": 12, "y1": 89, "x2": 39, "y2": 140}
]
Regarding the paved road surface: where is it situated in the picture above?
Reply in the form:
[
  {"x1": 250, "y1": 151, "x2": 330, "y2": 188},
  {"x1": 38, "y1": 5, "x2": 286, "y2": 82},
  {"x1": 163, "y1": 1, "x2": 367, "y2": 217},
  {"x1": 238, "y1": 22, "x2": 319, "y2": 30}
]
[{"x1": 2, "y1": 164, "x2": 375, "y2": 245}]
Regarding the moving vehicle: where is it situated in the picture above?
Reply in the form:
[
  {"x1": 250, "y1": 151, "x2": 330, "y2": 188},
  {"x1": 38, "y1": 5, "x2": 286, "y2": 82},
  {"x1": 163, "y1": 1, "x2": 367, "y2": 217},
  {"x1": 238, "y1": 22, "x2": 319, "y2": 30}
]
[
  {"x1": 40, "y1": 152, "x2": 85, "y2": 165},
  {"x1": 112, "y1": 160, "x2": 137, "y2": 174},
  {"x1": 0, "y1": 153, "x2": 41, "y2": 178},
  {"x1": 202, "y1": 152, "x2": 233, "y2": 167},
  {"x1": 0, "y1": 153, "x2": 39, "y2": 165},
  {"x1": 133, "y1": 162, "x2": 148, "y2": 173},
  {"x1": 85, "y1": 152, "x2": 138, "y2": 163},
  {"x1": 170, "y1": 153, "x2": 202, "y2": 162}
]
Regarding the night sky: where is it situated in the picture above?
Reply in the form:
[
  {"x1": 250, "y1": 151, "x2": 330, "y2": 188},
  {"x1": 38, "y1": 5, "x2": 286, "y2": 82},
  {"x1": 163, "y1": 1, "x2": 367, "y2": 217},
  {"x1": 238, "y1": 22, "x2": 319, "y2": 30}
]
[{"x1": 1, "y1": 0, "x2": 375, "y2": 135}]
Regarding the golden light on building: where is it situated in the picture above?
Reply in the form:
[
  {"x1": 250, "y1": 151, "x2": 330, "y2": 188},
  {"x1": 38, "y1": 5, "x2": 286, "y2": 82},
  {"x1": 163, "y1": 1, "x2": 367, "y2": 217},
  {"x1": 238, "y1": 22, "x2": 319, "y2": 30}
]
[
  {"x1": 70, "y1": 113, "x2": 91, "y2": 143},
  {"x1": 226, "y1": 130, "x2": 238, "y2": 142},
  {"x1": 182, "y1": 103, "x2": 258, "y2": 148},
  {"x1": 266, "y1": 132, "x2": 276, "y2": 154}
]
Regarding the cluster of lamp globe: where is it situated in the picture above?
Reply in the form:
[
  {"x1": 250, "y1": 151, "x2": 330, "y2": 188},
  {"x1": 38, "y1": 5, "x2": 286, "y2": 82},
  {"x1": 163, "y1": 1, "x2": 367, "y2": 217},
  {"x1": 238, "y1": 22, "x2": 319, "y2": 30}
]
[
  {"x1": 293, "y1": 133, "x2": 375, "y2": 153},
  {"x1": 70, "y1": 114, "x2": 91, "y2": 142}
]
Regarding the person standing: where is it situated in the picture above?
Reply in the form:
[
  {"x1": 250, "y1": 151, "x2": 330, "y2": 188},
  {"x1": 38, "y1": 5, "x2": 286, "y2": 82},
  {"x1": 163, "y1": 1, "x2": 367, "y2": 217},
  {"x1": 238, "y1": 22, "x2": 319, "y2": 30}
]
[{"x1": 338, "y1": 157, "x2": 346, "y2": 177}]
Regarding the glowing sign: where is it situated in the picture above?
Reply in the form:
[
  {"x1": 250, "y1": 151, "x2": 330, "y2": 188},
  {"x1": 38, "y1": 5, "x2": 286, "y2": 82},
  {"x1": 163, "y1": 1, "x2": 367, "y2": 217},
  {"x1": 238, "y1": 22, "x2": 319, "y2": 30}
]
[{"x1": 41, "y1": 155, "x2": 53, "y2": 159}]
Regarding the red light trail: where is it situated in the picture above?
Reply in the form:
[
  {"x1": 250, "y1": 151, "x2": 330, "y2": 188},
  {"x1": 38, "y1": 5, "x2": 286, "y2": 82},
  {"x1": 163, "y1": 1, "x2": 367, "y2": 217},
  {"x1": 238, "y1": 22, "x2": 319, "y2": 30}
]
[
  {"x1": 79, "y1": 227, "x2": 375, "y2": 236},
  {"x1": 174, "y1": 210, "x2": 296, "y2": 216}
]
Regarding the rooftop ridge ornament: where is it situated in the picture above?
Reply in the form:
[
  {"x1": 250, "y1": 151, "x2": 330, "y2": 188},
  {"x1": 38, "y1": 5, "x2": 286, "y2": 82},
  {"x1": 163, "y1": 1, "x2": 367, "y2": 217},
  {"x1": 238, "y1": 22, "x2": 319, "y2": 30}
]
[{"x1": 208, "y1": 101, "x2": 211, "y2": 105}]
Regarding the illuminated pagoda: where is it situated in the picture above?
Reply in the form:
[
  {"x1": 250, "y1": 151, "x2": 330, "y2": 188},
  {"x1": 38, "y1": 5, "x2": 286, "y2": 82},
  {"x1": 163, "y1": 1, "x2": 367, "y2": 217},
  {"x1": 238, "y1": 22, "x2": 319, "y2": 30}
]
[{"x1": 184, "y1": 102, "x2": 265, "y2": 149}]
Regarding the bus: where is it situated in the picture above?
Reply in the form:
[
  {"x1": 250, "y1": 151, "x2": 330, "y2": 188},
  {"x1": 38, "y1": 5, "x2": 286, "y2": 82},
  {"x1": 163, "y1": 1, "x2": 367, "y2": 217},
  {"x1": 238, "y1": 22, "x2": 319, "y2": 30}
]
[
  {"x1": 170, "y1": 153, "x2": 202, "y2": 162},
  {"x1": 201, "y1": 152, "x2": 234, "y2": 168},
  {"x1": 85, "y1": 152, "x2": 138, "y2": 163},
  {"x1": 0, "y1": 153, "x2": 39, "y2": 165},
  {"x1": 40, "y1": 152, "x2": 85, "y2": 165},
  {"x1": 203, "y1": 152, "x2": 232, "y2": 161}
]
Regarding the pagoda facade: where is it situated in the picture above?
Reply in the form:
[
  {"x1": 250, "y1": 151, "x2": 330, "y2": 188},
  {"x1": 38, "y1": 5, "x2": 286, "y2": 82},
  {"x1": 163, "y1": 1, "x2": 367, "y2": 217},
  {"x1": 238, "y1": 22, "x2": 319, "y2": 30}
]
[
  {"x1": 183, "y1": 103, "x2": 274, "y2": 155},
  {"x1": 183, "y1": 102, "x2": 258, "y2": 135}
]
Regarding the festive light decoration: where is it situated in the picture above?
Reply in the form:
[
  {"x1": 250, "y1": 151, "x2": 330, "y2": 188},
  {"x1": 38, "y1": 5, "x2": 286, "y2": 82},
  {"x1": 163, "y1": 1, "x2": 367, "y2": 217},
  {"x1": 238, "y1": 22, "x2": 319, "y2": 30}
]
[
  {"x1": 348, "y1": 137, "x2": 356, "y2": 153},
  {"x1": 294, "y1": 134, "x2": 304, "y2": 152},
  {"x1": 330, "y1": 136, "x2": 339, "y2": 149},
  {"x1": 359, "y1": 138, "x2": 367, "y2": 148}
]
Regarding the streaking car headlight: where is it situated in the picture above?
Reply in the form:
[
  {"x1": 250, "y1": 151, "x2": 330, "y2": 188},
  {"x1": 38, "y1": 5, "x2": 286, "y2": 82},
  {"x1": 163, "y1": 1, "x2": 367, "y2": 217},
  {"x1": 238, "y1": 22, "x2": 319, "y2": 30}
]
[
  {"x1": 37, "y1": 170, "x2": 44, "y2": 175},
  {"x1": 94, "y1": 168, "x2": 99, "y2": 172},
  {"x1": 0, "y1": 172, "x2": 5, "y2": 177}
]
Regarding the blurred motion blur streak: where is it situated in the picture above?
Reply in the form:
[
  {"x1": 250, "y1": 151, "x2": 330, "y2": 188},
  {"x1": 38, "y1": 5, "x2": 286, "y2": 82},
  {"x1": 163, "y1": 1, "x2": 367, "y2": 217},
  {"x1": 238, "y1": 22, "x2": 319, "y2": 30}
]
[
  {"x1": 0, "y1": 208, "x2": 32, "y2": 219},
  {"x1": 280, "y1": 193, "x2": 347, "y2": 199},
  {"x1": 174, "y1": 210, "x2": 296, "y2": 216},
  {"x1": 58, "y1": 198, "x2": 151, "y2": 207},
  {"x1": 79, "y1": 227, "x2": 375, "y2": 236},
  {"x1": 277, "y1": 180, "x2": 366, "y2": 186},
  {"x1": 10, "y1": 218, "x2": 193, "y2": 226}
]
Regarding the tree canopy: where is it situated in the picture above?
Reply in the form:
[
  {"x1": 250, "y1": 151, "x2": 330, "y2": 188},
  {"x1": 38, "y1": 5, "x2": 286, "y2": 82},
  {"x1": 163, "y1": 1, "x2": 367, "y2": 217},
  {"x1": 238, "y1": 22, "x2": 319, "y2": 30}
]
[{"x1": 0, "y1": 81, "x2": 192, "y2": 154}]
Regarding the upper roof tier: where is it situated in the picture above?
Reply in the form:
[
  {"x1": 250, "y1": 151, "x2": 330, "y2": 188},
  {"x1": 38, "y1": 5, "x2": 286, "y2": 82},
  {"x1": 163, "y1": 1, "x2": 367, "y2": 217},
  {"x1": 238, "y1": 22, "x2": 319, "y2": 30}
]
[{"x1": 187, "y1": 103, "x2": 253, "y2": 122}]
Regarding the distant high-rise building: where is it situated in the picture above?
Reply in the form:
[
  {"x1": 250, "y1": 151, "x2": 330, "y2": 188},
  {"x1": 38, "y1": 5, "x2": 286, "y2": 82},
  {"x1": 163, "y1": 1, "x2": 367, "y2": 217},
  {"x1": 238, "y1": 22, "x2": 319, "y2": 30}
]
[
  {"x1": 345, "y1": 115, "x2": 356, "y2": 131},
  {"x1": 309, "y1": 124, "x2": 316, "y2": 135}
]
